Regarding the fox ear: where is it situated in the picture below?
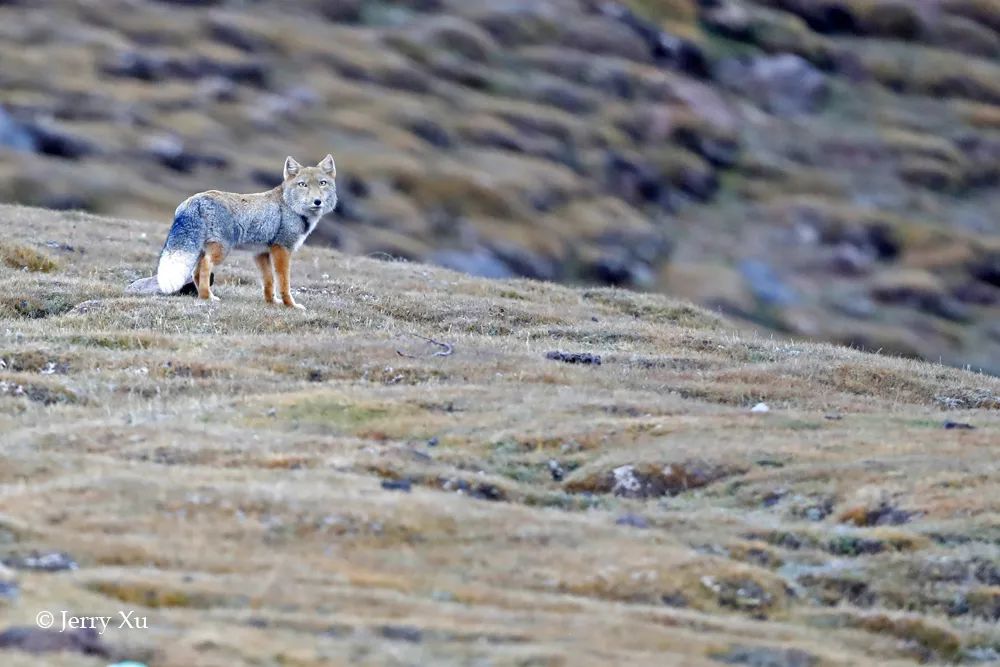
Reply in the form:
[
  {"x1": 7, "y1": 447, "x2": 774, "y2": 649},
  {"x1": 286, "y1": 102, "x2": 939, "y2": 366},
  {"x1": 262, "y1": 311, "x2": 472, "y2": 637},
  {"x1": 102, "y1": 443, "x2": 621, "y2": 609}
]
[
  {"x1": 283, "y1": 156, "x2": 302, "y2": 180},
  {"x1": 318, "y1": 154, "x2": 336, "y2": 177}
]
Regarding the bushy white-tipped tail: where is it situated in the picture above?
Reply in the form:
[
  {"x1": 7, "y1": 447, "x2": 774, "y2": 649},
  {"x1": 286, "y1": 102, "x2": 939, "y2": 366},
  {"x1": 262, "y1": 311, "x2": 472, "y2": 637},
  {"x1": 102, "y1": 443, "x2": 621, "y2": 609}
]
[{"x1": 156, "y1": 250, "x2": 199, "y2": 294}]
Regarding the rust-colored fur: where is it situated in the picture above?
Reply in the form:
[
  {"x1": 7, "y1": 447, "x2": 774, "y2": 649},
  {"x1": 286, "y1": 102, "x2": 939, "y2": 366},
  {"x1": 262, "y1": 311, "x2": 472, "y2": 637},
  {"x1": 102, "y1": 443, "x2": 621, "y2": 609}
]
[{"x1": 156, "y1": 155, "x2": 337, "y2": 309}]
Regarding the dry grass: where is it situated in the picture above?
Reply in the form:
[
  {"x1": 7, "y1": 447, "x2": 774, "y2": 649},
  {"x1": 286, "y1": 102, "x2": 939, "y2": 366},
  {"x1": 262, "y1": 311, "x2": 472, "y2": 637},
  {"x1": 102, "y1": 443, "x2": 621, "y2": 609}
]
[
  {"x1": 0, "y1": 204, "x2": 997, "y2": 665},
  {"x1": 0, "y1": 0, "x2": 998, "y2": 376}
]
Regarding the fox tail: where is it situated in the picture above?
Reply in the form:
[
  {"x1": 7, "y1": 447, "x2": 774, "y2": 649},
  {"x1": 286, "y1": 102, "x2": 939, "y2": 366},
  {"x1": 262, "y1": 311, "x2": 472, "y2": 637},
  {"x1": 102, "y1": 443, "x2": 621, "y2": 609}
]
[{"x1": 156, "y1": 207, "x2": 205, "y2": 294}]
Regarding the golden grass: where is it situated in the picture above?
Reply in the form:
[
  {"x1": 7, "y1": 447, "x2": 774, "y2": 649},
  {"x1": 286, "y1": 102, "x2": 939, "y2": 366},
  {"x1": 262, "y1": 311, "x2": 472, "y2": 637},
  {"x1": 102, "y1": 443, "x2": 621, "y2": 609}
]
[
  {"x1": 0, "y1": 204, "x2": 996, "y2": 665},
  {"x1": 0, "y1": 243, "x2": 58, "y2": 273}
]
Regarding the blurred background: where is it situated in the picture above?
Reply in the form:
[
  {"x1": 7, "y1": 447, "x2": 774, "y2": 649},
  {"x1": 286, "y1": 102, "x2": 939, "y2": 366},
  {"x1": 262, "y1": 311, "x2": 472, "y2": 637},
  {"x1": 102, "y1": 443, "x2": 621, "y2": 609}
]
[{"x1": 0, "y1": 0, "x2": 997, "y2": 373}]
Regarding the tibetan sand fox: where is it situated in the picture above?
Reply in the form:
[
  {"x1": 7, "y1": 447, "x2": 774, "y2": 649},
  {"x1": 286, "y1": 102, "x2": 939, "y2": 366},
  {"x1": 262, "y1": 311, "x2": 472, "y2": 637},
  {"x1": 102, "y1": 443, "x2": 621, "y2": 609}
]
[{"x1": 156, "y1": 155, "x2": 338, "y2": 309}]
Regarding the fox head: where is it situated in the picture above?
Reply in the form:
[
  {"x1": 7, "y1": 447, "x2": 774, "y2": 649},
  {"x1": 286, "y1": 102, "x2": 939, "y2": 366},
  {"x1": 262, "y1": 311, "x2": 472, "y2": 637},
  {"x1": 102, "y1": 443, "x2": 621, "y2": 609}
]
[{"x1": 281, "y1": 155, "x2": 338, "y2": 218}]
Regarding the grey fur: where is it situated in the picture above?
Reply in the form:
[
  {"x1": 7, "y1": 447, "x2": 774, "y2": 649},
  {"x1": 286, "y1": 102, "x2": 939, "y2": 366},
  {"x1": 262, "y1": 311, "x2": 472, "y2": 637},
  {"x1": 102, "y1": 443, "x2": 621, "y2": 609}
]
[{"x1": 156, "y1": 155, "x2": 337, "y2": 293}]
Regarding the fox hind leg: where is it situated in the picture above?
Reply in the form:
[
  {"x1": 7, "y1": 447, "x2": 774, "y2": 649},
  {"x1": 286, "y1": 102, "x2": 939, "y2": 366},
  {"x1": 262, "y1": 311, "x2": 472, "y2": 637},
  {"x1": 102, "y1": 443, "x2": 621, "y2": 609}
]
[
  {"x1": 197, "y1": 242, "x2": 225, "y2": 301},
  {"x1": 255, "y1": 252, "x2": 275, "y2": 304},
  {"x1": 270, "y1": 245, "x2": 304, "y2": 310}
]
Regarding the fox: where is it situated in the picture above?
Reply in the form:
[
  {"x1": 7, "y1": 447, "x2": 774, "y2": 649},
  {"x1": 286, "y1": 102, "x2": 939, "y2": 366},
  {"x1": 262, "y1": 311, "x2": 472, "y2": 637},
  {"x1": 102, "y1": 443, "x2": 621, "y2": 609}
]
[{"x1": 156, "y1": 154, "x2": 338, "y2": 309}]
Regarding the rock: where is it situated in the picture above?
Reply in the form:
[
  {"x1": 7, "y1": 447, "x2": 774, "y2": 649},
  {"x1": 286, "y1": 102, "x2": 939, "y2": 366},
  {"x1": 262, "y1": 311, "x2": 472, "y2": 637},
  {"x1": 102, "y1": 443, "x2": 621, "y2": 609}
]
[
  {"x1": 615, "y1": 513, "x2": 649, "y2": 529},
  {"x1": 0, "y1": 580, "x2": 17, "y2": 600},
  {"x1": 489, "y1": 242, "x2": 560, "y2": 281},
  {"x1": 144, "y1": 135, "x2": 229, "y2": 173},
  {"x1": 430, "y1": 249, "x2": 513, "y2": 279},
  {"x1": 672, "y1": 127, "x2": 740, "y2": 168},
  {"x1": 378, "y1": 625, "x2": 423, "y2": 643},
  {"x1": 839, "y1": 498, "x2": 912, "y2": 526},
  {"x1": 405, "y1": 117, "x2": 453, "y2": 149},
  {"x1": 547, "y1": 459, "x2": 565, "y2": 481},
  {"x1": 469, "y1": 482, "x2": 505, "y2": 501},
  {"x1": 971, "y1": 250, "x2": 1000, "y2": 288},
  {"x1": 778, "y1": 1, "x2": 859, "y2": 35},
  {"x1": 702, "y1": 1, "x2": 752, "y2": 40},
  {"x1": 586, "y1": 252, "x2": 656, "y2": 288},
  {"x1": 312, "y1": 0, "x2": 363, "y2": 22},
  {"x1": 207, "y1": 18, "x2": 272, "y2": 53},
  {"x1": 545, "y1": 351, "x2": 602, "y2": 366},
  {"x1": 0, "y1": 106, "x2": 36, "y2": 152},
  {"x1": 26, "y1": 121, "x2": 97, "y2": 160},
  {"x1": 102, "y1": 50, "x2": 168, "y2": 81},
  {"x1": 104, "y1": 50, "x2": 269, "y2": 87},
  {"x1": 381, "y1": 479, "x2": 413, "y2": 492},
  {"x1": 712, "y1": 644, "x2": 818, "y2": 666},
  {"x1": 596, "y1": 2, "x2": 710, "y2": 77},
  {"x1": 700, "y1": 575, "x2": 774, "y2": 612},
  {"x1": 3, "y1": 551, "x2": 77, "y2": 572},
  {"x1": 751, "y1": 402, "x2": 770, "y2": 413},
  {"x1": 740, "y1": 260, "x2": 799, "y2": 307},
  {"x1": 717, "y1": 54, "x2": 829, "y2": 116},
  {"x1": 0, "y1": 626, "x2": 109, "y2": 656},
  {"x1": 604, "y1": 151, "x2": 675, "y2": 211},
  {"x1": 567, "y1": 460, "x2": 742, "y2": 499}
]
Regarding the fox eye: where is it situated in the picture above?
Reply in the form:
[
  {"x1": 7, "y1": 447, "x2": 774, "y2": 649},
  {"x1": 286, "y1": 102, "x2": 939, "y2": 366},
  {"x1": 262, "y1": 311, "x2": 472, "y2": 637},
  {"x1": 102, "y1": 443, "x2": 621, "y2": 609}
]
[
  {"x1": 297, "y1": 181, "x2": 306, "y2": 188},
  {"x1": 319, "y1": 180, "x2": 328, "y2": 186}
]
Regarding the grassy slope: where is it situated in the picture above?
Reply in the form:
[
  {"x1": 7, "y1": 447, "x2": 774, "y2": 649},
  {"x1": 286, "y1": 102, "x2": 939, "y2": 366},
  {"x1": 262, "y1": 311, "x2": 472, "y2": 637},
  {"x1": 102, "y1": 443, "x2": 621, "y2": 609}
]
[
  {"x1": 0, "y1": 204, "x2": 998, "y2": 666},
  {"x1": 1, "y1": 0, "x2": 998, "y2": 372}
]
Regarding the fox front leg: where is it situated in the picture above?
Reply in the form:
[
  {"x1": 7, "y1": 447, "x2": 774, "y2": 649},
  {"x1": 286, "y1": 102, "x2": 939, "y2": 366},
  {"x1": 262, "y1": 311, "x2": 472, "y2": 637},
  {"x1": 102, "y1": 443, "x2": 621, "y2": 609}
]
[
  {"x1": 254, "y1": 252, "x2": 275, "y2": 304},
  {"x1": 269, "y1": 245, "x2": 305, "y2": 310}
]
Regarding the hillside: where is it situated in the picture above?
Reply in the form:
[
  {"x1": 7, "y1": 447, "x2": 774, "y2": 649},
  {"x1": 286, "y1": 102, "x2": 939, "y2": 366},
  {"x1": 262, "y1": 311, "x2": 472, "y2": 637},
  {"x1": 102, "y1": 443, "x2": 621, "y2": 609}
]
[
  {"x1": 0, "y1": 204, "x2": 998, "y2": 665},
  {"x1": 0, "y1": 0, "x2": 998, "y2": 373}
]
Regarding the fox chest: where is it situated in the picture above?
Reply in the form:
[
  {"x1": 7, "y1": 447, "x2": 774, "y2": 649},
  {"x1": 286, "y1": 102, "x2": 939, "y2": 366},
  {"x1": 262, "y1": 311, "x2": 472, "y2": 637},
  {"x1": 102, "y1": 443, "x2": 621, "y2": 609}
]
[{"x1": 291, "y1": 216, "x2": 321, "y2": 251}]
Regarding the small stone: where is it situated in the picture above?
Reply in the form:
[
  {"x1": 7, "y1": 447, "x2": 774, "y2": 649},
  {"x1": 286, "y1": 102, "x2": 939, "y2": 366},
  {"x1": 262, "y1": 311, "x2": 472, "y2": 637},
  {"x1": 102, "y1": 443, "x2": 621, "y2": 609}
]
[
  {"x1": 378, "y1": 625, "x2": 423, "y2": 643},
  {"x1": 3, "y1": 551, "x2": 77, "y2": 572},
  {"x1": 615, "y1": 514, "x2": 649, "y2": 529},
  {"x1": 547, "y1": 459, "x2": 565, "y2": 481},
  {"x1": 545, "y1": 351, "x2": 602, "y2": 365},
  {"x1": 380, "y1": 479, "x2": 412, "y2": 493},
  {"x1": 427, "y1": 437, "x2": 439, "y2": 447},
  {"x1": 713, "y1": 644, "x2": 818, "y2": 666},
  {"x1": 751, "y1": 403, "x2": 770, "y2": 413},
  {"x1": 0, "y1": 626, "x2": 108, "y2": 656},
  {"x1": 0, "y1": 581, "x2": 18, "y2": 599}
]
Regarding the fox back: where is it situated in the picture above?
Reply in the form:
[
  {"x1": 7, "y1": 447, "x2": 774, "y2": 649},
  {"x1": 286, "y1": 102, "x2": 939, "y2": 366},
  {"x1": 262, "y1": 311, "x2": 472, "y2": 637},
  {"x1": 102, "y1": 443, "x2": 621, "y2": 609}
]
[{"x1": 156, "y1": 154, "x2": 337, "y2": 293}]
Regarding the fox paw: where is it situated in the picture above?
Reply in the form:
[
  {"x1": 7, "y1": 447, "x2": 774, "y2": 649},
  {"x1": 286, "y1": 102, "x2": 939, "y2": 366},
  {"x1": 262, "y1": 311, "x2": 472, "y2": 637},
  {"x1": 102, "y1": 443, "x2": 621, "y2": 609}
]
[{"x1": 289, "y1": 302, "x2": 306, "y2": 311}]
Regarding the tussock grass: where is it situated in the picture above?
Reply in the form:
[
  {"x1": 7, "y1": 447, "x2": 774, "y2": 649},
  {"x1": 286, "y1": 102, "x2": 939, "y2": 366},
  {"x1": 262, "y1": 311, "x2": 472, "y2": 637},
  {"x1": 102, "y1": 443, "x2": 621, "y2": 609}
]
[
  {"x1": 0, "y1": 204, "x2": 998, "y2": 665},
  {"x1": 0, "y1": 243, "x2": 58, "y2": 273}
]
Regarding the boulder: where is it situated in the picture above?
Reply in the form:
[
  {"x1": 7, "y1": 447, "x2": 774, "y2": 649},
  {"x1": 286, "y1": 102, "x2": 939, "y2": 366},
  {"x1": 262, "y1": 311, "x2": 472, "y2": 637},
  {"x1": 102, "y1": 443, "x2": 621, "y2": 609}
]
[
  {"x1": 717, "y1": 54, "x2": 829, "y2": 116},
  {"x1": 0, "y1": 106, "x2": 36, "y2": 152},
  {"x1": 430, "y1": 248, "x2": 514, "y2": 279}
]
